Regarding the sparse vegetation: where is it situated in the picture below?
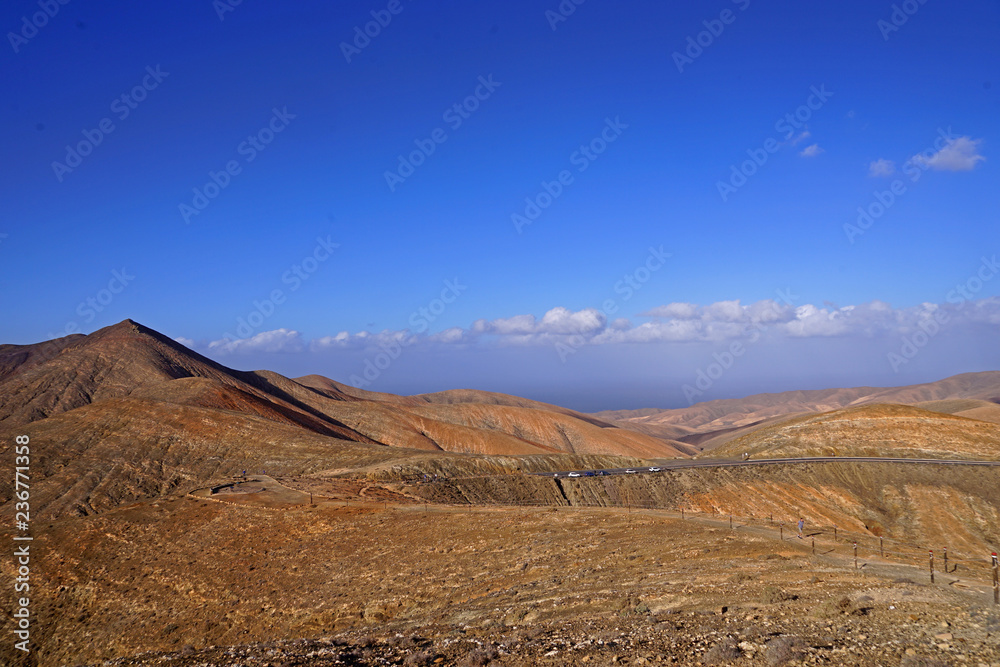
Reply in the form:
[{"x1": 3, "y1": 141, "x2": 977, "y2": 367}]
[
  {"x1": 458, "y1": 647, "x2": 500, "y2": 666},
  {"x1": 403, "y1": 649, "x2": 438, "y2": 666},
  {"x1": 703, "y1": 637, "x2": 741, "y2": 665},
  {"x1": 760, "y1": 585, "x2": 796, "y2": 603},
  {"x1": 764, "y1": 635, "x2": 804, "y2": 666}
]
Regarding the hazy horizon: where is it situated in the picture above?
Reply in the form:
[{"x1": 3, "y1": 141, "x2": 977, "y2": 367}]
[{"x1": 4, "y1": 0, "x2": 998, "y2": 411}]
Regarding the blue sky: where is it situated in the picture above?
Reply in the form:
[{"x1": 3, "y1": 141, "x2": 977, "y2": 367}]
[{"x1": 2, "y1": 0, "x2": 998, "y2": 411}]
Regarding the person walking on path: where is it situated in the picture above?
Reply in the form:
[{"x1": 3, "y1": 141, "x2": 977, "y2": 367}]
[{"x1": 797, "y1": 517, "x2": 804, "y2": 539}]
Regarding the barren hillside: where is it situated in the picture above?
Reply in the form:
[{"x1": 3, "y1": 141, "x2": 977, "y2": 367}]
[
  {"x1": 714, "y1": 403, "x2": 1000, "y2": 460},
  {"x1": 599, "y1": 372, "x2": 1000, "y2": 453}
]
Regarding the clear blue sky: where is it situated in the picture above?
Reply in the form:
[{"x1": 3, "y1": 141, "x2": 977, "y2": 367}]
[{"x1": 2, "y1": 0, "x2": 998, "y2": 410}]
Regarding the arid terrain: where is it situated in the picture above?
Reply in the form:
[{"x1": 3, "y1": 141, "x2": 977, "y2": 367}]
[
  {"x1": 1, "y1": 320, "x2": 999, "y2": 665},
  {"x1": 5, "y1": 482, "x2": 999, "y2": 666}
]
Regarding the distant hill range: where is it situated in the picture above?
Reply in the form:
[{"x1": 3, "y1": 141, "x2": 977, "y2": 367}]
[
  {"x1": 594, "y1": 372, "x2": 1000, "y2": 454},
  {"x1": 1, "y1": 319, "x2": 997, "y2": 519}
]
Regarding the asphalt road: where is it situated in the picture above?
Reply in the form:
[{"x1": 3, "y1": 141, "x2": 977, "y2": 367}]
[{"x1": 537, "y1": 456, "x2": 1000, "y2": 478}]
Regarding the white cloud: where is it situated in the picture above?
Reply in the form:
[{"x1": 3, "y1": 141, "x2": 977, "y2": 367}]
[
  {"x1": 174, "y1": 336, "x2": 197, "y2": 348},
  {"x1": 310, "y1": 329, "x2": 414, "y2": 351},
  {"x1": 641, "y1": 302, "x2": 699, "y2": 319},
  {"x1": 429, "y1": 327, "x2": 466, "y2": 344},
  {"x1": 703, "y1": 300, "x2": 745, "y2": 322},
  {"x1": 799, "y1": 143, "x2": 823, "y2": 157},
  {"x1": 912, "y1": 136, "x2": 985, "y2": 171},
  {"x1": 473, "y1": 307, "x2": 606, "y2": 338},
  {"x1": 182, "y1": 297, "x2": 1000, "y2": 358},
  {"x1": 868, "y1": 158, "x2": 895, "y2": 177},
  {"x1": 538, "y1": 307, "x2": 606, "y2": 334},
  {"x1": 207, "y1": 328, "x2": 305, "y2": 354},
  {"x1": 789, "y1": 130, "x2": 811, "y2": 146}
]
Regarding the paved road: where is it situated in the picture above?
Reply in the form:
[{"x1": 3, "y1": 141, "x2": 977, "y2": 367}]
[{"x1": 536, "y1": 456, "x2": 1000, "y2": 478}]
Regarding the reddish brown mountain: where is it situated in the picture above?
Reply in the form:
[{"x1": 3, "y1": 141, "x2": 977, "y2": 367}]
[{"x1": 0, "y1": 320, "x2": 687, "y2": 518}]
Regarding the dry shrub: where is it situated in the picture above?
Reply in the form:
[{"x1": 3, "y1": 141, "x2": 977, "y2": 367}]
[
  {"x1": 703, "y1": 637, "x2": 741, "y2": 665},
  {"x1": 816, "y1": 595, "x2": 866, "y2": 618},
  {"x1": 760, "y1": 586, "x2": 795, "y2": 603},
  {"x1": 404, "y1": 649, "x2": 438, "y2": 666},
  {"x1": 764, "y1": 635, "x2": 804, "y2": 666},
  {"x1": 458, "y1": 646, "x2": 500, "y2": 666}
]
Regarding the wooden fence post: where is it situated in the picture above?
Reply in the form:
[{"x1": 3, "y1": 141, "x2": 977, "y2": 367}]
[
  {"x1": 929, "y1": 550, "x2": 935, "y2": 584},
  {"x1": 880, "y1": 536, "x2": 883, "y2": 558},
  {"x1": 780, "y1": 524, "x2": 783, "y2": 540},
  {"x1": 730, "y1": 515, "x2": 733, "y2": 530},
  {"x1": 943, "y1": 547, "x2": 948, "y2": 574},
  {"x1": 833, "y1": 527, "x2": 837, "y2": 540},
  {"x1": 854, "y1": 542, "x2": 858, "y2": 570},
  {"x1": 992, "y1": 552, "x2": 998, "y2": 605},
  {"x1": 812, "y1": 538, "x2": 815, "y2": 555}
]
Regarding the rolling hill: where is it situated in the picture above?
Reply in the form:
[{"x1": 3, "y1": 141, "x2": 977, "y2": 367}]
[
  {"x1": 596, "y1": 371, "x2": 1000, "y2": 453},
  {"x1": 714, "y1": 403, "x2": 1000, "y2": 460},
  {"x1": 0, "y1": 320, "x2": 688, "y2": 518}
]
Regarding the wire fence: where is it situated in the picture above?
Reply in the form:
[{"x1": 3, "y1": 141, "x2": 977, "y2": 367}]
[
  {"x1": 211, "y1": 473, "x2": 1000, "y2": 604},
  {"x1": 395, "y1": 493, "x2": 1000, "y2": 599}
]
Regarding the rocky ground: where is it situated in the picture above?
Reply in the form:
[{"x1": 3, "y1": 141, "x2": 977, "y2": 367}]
[{"x1": 5, "y1": 477, "x2": 999, "y2": 666}]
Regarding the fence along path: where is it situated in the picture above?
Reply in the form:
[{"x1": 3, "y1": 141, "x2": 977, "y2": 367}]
[
  {"x1": 210, "y1": 472, "x2": 1000, "y2": 604},
  {"x1": 393, "y1": 490, "x2": 1000, "y2": 602}
]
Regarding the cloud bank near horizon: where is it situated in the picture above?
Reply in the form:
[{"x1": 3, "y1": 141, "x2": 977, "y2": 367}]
[
  {"x1": 179, "y1": 294, "x2": 1000, "y2": 356},
  {"x1": 169, "y1": 283, "x2": 1000, "y2": 412}
]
